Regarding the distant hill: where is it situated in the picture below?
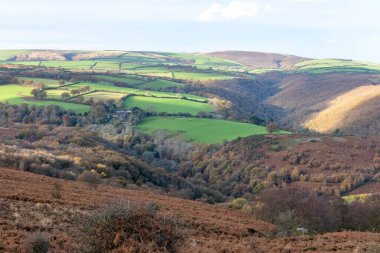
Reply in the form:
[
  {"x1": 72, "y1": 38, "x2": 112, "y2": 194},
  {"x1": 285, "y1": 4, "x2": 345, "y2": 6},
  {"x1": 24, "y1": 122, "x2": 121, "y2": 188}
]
[
  {"x1": 2, "y1": 49, "x2": 380, "y2": 135},
  {"x1": 265, "y1": 73, "x2": 380, "y2": 135},
  {"x1": 203, "y1": 50, "x2": 309, "y2": 69}
]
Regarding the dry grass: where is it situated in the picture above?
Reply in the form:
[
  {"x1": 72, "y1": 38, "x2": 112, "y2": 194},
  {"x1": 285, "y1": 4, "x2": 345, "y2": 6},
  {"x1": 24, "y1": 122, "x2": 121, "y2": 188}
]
[
  {"x1": 304, "y1": 85, "x2": 380, "y2": 133},
  {"x1": 1, "y1": 167, "x2": 380, "y2": 252}
]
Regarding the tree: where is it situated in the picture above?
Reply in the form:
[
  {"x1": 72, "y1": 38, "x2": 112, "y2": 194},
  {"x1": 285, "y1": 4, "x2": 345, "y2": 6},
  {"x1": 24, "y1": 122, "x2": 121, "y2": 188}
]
[
  {"x1": 75, "y1": 96, "x2": 85, "y2": 103},
  {"x1": 78, "y1": 171, "x2": 102, "y2": 189},
  {"x1": 266, "y1": 122, "x2": 278, "y2": 134},
  {"x1": 60, "y1": 92, "x2": 71, "y2": 100},
  {"x1": 30, "y1": 89, "x2": 47, "y2": 99},
  {"x1": 62, "y1": 114, "x2": 72, "y2": 127},
  {"x1": 254, "y1": 188, "x2": 336, "y2": 233},
  {"x1": 35, "y1": 82, "x2": 46, "y2": 90},
  {"x1": 58, "y1": 80, "x2": 65, "y2": 86},
  {"x1": 250, "y1": 115, "x2": 265, "y2": 126}
]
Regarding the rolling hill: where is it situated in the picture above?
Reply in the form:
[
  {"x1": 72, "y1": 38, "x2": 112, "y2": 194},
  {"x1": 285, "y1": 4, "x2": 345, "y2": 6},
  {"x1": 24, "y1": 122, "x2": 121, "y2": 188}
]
[
  {"x1": 2, "y1": 49, "x2": 380, "y2": 136},
  {"x1": 203, "y1": 50, "x2": 309, "y2": 69}
]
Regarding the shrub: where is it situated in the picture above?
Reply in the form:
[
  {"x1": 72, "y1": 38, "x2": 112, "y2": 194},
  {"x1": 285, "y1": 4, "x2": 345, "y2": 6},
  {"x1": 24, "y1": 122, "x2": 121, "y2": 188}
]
[
  {"x1": 51, "y1": 181, "x2": 63, "y2": 199},
  {"x1": 254, "y1": 188, "x2": 336, "y2": 233},
  {"x1": 274, "y1": 210, "x2": 299, "y2": 237},
  {"x1": 78, "y1": 171, "x2": 102, "y2": 189},
  {"x1": 229, "y1": 198, "x2": 247, "y2": 210},
  {"x1": 346, "y1": 195, "x2": 380, "y2": 232},
  {"x1": 78, "y1": 200, "x2": 182, "y2": 253},
  {"x1": 24, "y1": 232, "x2": 50, "y2": 253}
]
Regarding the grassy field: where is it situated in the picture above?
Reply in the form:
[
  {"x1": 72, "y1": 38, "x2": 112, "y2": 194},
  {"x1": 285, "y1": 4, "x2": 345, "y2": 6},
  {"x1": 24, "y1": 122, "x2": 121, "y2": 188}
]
[
  {"x1": 0, "y1": 50, "x2": 31, "y2": 61},
  {"x1": 137, "y1": 79, "x2": 184, "y2": 89},
  {"x1": 82, "y1": 91, "x2": 126, "y2": 102},
  {"x1": 172, "y1": 71, "x2": 235, "y2": 81},
  {"x1": 67, "y1": 82, "x2": 207, "y2": 101},
  {"x1": 42, "y1": 61, "x2": 96, "y2": 69},
  {"x1": 0, "y1": 84, "x2": 90, "y2": 113},
  {"x1": 137, "y1": 116, "x2": 287, "y2": 144},
  {"x1": 46, "y1": 89, "x2": 69, "y2": 99},
  {"x1": 125, "y1": 96, "x2": 212, "y2": 115},
  {"x1": 0, "y1": 84, "x2": 33, "y2": 103},
  {"x1": 93, "y1": 61, "x2": 120, "y2": 70},
  {"x1": 294, "y1": 59, "x2": 380, "y2": 73},
  {"x1": 17, "y1": 77, "x2": 67, "y2": 87},
  {"x1": 94, "y1": 75, "x2": 144, "y2": 85},
  {"x1": 93, "y1": 75, "x2": 184, "y2": 89}
]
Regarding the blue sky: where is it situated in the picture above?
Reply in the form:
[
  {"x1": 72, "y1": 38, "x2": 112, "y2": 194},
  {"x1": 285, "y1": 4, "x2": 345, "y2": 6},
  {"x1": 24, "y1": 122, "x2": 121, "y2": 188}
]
[{"x1": 0, "y1": 0, "x2": 379, "y2": 62}]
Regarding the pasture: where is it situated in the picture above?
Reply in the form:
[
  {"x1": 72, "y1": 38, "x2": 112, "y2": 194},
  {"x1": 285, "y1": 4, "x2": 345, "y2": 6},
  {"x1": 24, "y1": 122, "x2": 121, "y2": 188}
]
[
  {"x1": 83, "y1": 91, "x2": 126, "y2": 102},
  {"x1": 0, "y1": 50, "x2": 31, "y2": 61},
  {"x1": 124, "y1": 96, "x2": 212, "y2": 115},
  {"x1": 17, "y1": 77, "x2": 67, "y2": 87},
  {"x1": 137, "y1": 116, "x2": 286, "y2": 144},
  {"x1": 0, "y1": 84, "x2": 90, "y2": 113},
  {"x1": 294, "y1": 59, "x2": 380, "y2": 73},
  {"x1": 67, "y1": 82, "x2": 207, "y2": 101}
]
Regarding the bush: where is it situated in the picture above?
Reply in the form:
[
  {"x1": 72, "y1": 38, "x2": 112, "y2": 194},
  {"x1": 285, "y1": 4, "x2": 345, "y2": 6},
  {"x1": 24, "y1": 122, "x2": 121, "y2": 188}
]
[
  {"x1": 24, "y1": 232, "x2": 50, "y2": 253},
  {"x1": 229, "y1": 198, "x2": 247, "y2": 210},
  {"x1": 274, "y1": 210, "x2": 299, "y2": 237},
  {"x1": 254, "y1": 188, "x2": 336, "y2": 233},
  {"x1": 78, "y1": 200, "x2": 182, "y2": 253},
  {"x1": 78, "y1": 171, "x2": 102, "y2": 189},
  {"x1": 51, "y1": 181, "x2": 63, "y2": 199},
  {"x1": 346, "y1": 195, "x2": 380, "y2": 232}
]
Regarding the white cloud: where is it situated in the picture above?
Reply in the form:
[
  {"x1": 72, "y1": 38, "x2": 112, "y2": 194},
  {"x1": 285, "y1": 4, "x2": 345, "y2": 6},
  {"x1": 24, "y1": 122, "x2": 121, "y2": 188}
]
[{"x1": 198, "y1": 1, "x2": 258, "y2": 22}]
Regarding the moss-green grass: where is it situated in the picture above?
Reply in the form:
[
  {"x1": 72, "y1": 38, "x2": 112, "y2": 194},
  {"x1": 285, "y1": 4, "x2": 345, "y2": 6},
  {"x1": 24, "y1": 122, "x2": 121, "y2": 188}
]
[
  {"x1": 93, "y1": 75, "x2": 144, "y2": 85},
  {"x1": 83, "y1": 92, "x2": 126, "y2": 102},
  {"x1": 0, "y1": 84, "x2": 90, "y2": 113},
  {"x1": 137, "y1": 116, "x2": 288, "y2": 144},
  {"x1": 137, "y1": 79, "x2": 184, "y2": 89},
  {"x1": 172, "y1": 71, "x2": 235, "y2": 81},
  {"x1": 0, "y1": 50, "x2": 31, "y2": 61},
  {"x1": 294, "y1": 59, "x2": 380, "y2": 74},
  {"x1": 17, "y1": 77, "x2": 67, "y2": 87},
  {"x1": 42, "y1": 61, "x2": 96, "y2": 69},
  {"x1": 125, "y1": 96, "x2": 212, "y2": 115},
  {"x1": 66, "y1": 82, "x2": 207, "y2": 101}
]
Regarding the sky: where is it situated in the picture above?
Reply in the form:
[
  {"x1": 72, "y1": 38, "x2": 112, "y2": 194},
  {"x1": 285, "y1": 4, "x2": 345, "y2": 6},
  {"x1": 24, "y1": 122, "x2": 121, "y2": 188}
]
[{"x1": 0, "y1": 0, "x2": 379, "y2": 62}]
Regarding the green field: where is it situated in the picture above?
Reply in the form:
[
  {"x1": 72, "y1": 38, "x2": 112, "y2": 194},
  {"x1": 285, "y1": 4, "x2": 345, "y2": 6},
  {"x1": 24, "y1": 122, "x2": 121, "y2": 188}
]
[
  {"x1": 137, "y1": 79, "x2": 184, "y2": 89},
  {"x1": 93, "y1": 75, "x2": 184, "y2": 89},
  {"x1": 0, "y1": 50, "x2": 31, "y2": 61},
  {"x1": 94, "y1": 75, "x2": 144, "y2": 85},
  {"x1": 41, "y1": 61, "x2": 96, "y2": 70},
  {"x1": 67, "y1": 82, "x2": 207, "y2": 101},
  {"x1": 172, "y1": 71, "x2": 235, "y2": 81},
  {"x1": 294, "y1": 59, "x2": 380, "y2": 74},
  {"x1": 0, "y1": 84, "x2": 90, "y2": 113},
  {"x1": 17, "y1": 77, "x2": 67, "y2": 87},
  {"x1": 83, "y1": 91, "x2": 126, "y2": 102},
  {"x1": 137, "y1": 116, "x2": 287, "y2": 144},
  {"x1": 125, "y1": 96, "x2": 212, "y2": 115}
]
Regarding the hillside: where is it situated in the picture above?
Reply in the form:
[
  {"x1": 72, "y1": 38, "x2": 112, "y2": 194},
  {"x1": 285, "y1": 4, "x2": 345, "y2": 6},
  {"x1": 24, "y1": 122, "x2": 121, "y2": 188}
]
[
  {"x1": 3, "y1": 49, "x2": 380, "y2": 135},
  {"x1": 203, "y1": 50, "x2": 309, "y2": 69},
  {"x1": 265, "y1": 73, "x2": 380, "y2": 135},
  {"x1": 1, "y1": 167, "x2": 380, "y2": 253}
]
